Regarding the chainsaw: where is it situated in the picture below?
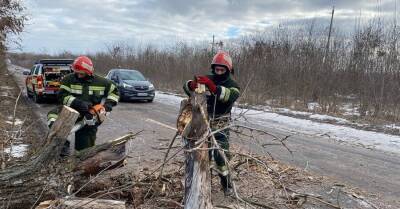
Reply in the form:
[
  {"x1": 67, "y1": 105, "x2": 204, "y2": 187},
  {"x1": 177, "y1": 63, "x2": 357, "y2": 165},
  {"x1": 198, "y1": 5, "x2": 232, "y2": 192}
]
[{"x1": 70, "y1": 98, "x2": 107, "y2": 133}]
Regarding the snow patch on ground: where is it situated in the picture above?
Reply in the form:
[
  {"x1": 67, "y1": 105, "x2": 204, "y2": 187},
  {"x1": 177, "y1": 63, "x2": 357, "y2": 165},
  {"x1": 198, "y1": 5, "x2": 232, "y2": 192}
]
[
  {"x1": 341, "y1": 103, "x2": 361, "y2": 116},
  {"x1": 242, "y1": 103, "x2": 355, "y2": 125},
  {"x1": 155, "y1": 91, "x2": 400, "y2": 155},
  {"x1": 307, "y1": 102, "x2": 321, "y2": 111},
  {"x1": 309, "y1": 114, "x2": 349, "y2": 124},
  {"x1": 0, "y1": 86, "x2": 13, "y2": 90},
  {"x1": 155, "y1": 91, "x2": 183, "y2": 106},
  {"x1": 233, "y1": 107, "x2": 400, "y2": 154},
  {"x1": 276, "y1": 108, "x2": 312, "y2": 116},
  {"x1": 384, "y1": 124, "x2": 400, "y2": 130},
  {"x1": 5, "y1": 117, "x2": 24, "y2": 126},
  {"x1": 4, "y1": 144, "x2": 28, "y2": 158}
]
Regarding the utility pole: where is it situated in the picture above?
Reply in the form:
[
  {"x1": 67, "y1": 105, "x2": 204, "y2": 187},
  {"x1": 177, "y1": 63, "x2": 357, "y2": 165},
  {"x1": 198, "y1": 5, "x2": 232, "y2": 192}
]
[
  {"x1": 395, "y1": 0, "x2": 398, "y2": 51},
  {"x1": 324, "y1": 6, "x2": 335, "y2": 63}
]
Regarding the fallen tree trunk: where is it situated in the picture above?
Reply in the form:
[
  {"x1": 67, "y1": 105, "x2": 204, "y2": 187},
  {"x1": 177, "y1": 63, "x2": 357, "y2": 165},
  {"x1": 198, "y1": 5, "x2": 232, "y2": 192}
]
[
  {"x1": 182, "y1": 87, "x2": 213, "y2": 209},
  {"x1": 0, "y1": 106, "x2": 79, "y2": 208},
  {"x1": 0, "y1": 106, "x2": 134, "y2": 208},
  {"x1": 36, "y1": 198, "x2": 126, "y2": 209}
]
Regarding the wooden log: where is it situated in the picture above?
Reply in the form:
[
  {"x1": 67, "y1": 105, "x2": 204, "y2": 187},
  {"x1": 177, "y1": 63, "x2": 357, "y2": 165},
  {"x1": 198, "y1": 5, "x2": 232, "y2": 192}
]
[
  {"x1": 182, "y1": 87, "x2": 213, "y2": 209},
  {"x1": 36, "y1": 198, "x2": 126, "y2": 209},
  {"x1": 0, "y1": 106, "x2": 135, "y2": 208},
  {"x1": 177, "y1": 99, "x2": 192, "y2": 135},
  {"x1": 73, "y1": 133, "x2": 133, "y2": 176},
  {"x1": 0, "y1": 106, "x2": 79, "y2": 208}
]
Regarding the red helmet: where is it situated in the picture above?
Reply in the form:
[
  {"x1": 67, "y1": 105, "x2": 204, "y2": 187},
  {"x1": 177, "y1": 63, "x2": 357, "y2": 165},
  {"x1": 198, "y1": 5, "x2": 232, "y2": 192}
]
[
  {"x1": 73, "y1": 56, "x2": 94, "y2": 76},
  {"x1": 211, "y1": 51, "x2": 233, "y2": 72}
]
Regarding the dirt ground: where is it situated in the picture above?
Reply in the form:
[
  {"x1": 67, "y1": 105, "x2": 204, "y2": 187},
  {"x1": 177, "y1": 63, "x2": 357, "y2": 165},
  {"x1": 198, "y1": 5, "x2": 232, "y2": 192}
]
[
  {"x1": 112, "y1": 145, "x2": 385, "y2": 209},
  {"x1": 0, "y1": 61, "x2": 43, "y2": 167}
]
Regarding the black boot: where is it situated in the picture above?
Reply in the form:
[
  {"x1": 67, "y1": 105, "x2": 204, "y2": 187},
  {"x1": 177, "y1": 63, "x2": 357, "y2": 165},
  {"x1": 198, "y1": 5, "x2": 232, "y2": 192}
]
[
  {"x1": 219, "y1": 174, "x2": 233, "y2": 196},
  {"x1": 60, "y1": 140, "x2": 71, "y2": 157}
]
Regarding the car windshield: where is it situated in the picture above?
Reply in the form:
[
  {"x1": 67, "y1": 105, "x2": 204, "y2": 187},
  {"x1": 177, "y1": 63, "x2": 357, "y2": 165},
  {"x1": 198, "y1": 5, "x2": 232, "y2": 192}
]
[{"x1": 119, "y1": 70, "x2": 145, "y2": 81}]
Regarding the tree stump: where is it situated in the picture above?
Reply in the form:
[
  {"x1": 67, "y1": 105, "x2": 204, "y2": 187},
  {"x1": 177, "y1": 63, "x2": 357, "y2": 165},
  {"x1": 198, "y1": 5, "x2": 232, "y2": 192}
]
[{"x1": 181, "y1": 87, "x2": 213, "y2": 209}]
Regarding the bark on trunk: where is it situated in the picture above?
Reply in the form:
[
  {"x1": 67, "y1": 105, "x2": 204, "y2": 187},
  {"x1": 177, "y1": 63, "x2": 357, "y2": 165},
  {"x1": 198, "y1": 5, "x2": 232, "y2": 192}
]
[
  {"x1": 0, "y1": 106, "x2": 133, "y2": 209},
  {"x1": 36, "y1": 198, "x2": 125, "y2": 209},
  {"x1": 0, "y1": 106, "x2": 79, "y2": 208},
  {"x1": 182, "y1": 87, "x2": 213, "y2": 209}
]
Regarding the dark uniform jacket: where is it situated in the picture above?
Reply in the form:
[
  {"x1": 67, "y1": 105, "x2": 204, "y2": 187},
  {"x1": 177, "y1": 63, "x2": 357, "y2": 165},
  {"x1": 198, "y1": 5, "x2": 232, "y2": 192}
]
[
  {"x1": 183, "y1": 73, "x2": 240, "y2": 119},
  {"x1": 47, "y1": 74, "x2": 119, "y2": 123},
  {"x1": 59, "y1": 73, "x2": 119, "y2": 107}
]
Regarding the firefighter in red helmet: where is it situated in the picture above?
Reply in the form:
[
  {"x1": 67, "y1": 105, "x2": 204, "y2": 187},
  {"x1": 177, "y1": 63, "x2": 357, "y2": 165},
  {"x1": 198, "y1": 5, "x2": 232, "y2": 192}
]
[
  {"x1": 47, "y1": 56, "x2": 119, "y2": 155},
  {"x1": 183, "y1": 51, "x2": 240, "y2": 195}
]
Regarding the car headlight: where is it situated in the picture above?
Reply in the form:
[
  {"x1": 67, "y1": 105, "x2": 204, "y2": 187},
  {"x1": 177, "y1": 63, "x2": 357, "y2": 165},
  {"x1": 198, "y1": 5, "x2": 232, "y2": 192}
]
[
  {"x1": 149, "y1": 84, "x2": 155, "y2": 90},
  {"x1": 122, "y1": 83, "x2": 133, "y2": 88}
]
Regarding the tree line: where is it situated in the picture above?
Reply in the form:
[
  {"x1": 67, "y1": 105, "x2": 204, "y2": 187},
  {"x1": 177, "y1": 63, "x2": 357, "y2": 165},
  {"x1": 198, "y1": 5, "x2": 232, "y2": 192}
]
[{"x1": 9, "y1": 17, "x2": 400, "y2": 122}]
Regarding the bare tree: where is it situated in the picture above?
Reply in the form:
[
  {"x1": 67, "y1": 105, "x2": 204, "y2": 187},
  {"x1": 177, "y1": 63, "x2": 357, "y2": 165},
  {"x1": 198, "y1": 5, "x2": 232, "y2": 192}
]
[
  {"x1": 8, "y1": 11, "x2": 400, "y2": 122},
  {"x1": 0, "y1": 0, "x2": 27, "y2": 51}
]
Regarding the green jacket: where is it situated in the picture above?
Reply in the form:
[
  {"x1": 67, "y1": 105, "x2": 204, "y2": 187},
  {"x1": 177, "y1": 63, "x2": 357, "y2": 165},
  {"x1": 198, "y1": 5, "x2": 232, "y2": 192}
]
[
  {"x1": 47, "y1": 74, "x2": 119, "y2": 126},
  {"x1": 59, "y1": 73, "x2": 119, "y2": 108},
  {"x1": 183, "y1": 74, "x2": 240, "y2": 118}
]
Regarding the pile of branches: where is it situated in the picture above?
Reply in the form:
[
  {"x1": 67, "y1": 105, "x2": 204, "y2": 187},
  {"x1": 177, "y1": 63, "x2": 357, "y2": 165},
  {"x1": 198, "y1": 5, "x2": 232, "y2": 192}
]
[{"x1": 64, "y1": 147, "x2": 370, "y2": 209}]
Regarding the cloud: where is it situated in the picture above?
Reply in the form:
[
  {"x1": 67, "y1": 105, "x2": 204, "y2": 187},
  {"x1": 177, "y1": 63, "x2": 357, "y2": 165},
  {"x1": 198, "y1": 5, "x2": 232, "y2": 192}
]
[{"x1": 14, "y1": 0, "x2": 398, "y2": 53}]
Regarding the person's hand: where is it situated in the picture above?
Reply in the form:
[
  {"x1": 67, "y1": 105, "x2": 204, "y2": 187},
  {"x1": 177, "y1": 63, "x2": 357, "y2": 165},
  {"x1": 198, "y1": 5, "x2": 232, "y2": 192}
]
[
  {"x1": 196, "y1": 76, "x2": 217, "y2": 93},
  {"x1": 104, "y1": 102, "x2": 113, "y2": 112},
  {"x1": 188, "y1": 80, "x2": 198, "y2": 91}
]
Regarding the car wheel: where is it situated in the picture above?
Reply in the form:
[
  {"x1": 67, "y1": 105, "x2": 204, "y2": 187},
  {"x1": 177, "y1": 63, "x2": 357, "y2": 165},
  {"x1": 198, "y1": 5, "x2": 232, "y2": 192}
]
[
  {"x1": 147, "y1": 99, "x2": 154, "y2": 103},
  {"x1": 33, "y1": 92, "x2": 42, "y2": 103}
]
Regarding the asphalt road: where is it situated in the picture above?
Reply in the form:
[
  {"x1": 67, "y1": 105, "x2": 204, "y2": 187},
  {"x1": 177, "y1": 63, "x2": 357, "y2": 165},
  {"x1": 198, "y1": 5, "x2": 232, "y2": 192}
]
[{"x1": 8, "y1": 65, "x2": 400, "y2": 207}]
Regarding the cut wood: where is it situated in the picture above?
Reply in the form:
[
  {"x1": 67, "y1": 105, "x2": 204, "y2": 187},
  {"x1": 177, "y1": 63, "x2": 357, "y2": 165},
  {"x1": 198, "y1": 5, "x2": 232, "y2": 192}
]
[
  {"x1": 0, "y1": 106, "x2": 79, "y2": 208},
  {"x1": 0, "y1": 106, "x2": 136, "y2": 208},
  {"x1": 35, "y1": 197, "x2": 125, "y2": 209},
  {"x1": 181, "y1": 86, "x2": 213, "y2": 209}
]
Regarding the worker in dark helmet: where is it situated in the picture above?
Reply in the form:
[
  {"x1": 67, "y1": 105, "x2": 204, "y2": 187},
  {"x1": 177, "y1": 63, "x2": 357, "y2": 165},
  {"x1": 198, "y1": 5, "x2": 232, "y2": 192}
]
[
  {"x1": 183, "y1": 51, "x2": 240, "y2": 196},
  {"x1": 47, "y1": 56, "x2": 119, "y2": 155}
]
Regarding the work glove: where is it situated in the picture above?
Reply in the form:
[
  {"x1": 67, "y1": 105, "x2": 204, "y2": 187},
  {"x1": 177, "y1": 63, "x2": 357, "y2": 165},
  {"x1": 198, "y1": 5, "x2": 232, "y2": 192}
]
[
  {"x1": 196, "y1": 76, "x2": 217, "y2": 93},
  {"x1": 188, "y1": 80, "x2": 198, "y2": 91},
  {"x1": 104, "y1": 102, "x2": 113, "y2": 112}
]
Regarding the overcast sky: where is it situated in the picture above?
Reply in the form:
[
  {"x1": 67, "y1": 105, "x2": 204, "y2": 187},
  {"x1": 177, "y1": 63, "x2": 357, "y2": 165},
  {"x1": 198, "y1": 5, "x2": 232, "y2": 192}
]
[{"x1": 14, "y1": 0, "x2": 399, "y2": 54}]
